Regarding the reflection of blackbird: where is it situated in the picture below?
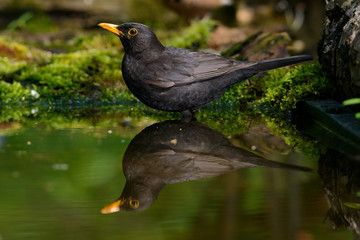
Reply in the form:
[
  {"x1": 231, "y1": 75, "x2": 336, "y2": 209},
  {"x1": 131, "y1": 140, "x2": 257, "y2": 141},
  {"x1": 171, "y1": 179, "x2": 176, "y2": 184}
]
[
  {"x1": 102, "y1": 121, "x2": 311, "y2": 213},
  {"x1": 98, "y1": 23, "x2": 312, "y2": 120}
]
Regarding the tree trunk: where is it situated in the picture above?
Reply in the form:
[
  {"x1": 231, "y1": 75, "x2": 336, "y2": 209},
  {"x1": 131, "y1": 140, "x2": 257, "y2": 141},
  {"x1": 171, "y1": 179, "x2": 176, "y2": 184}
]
[{"x1": 318, "y1": 0, "x2": 360, "y2": 99}]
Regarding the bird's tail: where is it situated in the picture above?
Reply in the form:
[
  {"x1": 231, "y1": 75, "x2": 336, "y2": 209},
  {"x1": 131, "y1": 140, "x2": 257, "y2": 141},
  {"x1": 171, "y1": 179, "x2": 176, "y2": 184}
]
[
  {"x1": 223, "y1": 146, "x2": 312, "y2": 172},
  {"x1": 252, "y1": 55, "x2": 313, "y2": 72},
  {"x1": 245, "y1": 156, "x2": 312, "y2": 172}
]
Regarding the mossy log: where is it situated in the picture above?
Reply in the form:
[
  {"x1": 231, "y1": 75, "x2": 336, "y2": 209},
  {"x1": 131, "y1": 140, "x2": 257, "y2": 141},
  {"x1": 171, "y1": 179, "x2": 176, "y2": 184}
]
[{"x1": 318, "y1": 0, "x2": 360, "y2": 99}]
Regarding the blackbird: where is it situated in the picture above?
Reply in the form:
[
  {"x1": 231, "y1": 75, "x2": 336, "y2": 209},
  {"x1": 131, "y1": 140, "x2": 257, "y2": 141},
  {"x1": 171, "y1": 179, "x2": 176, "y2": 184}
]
[
  {"x1": 101, "y1": 120, "x2": 311, "y2": 213},
  {"x1": 98, "y1": 22, "x2": 313, "y2": 119}
]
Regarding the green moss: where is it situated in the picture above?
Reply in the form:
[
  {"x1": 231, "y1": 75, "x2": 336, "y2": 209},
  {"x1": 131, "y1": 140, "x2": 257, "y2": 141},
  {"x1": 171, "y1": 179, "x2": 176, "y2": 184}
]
[
  {"x1": 6, "y1": 11, "x2": 34, "y2": 31},
  {"x1": 7, "y1": 11, "x2": 57, "y2": 33},
  {"x1": 66, "y1": 34, "x2": 121, "y2": 51},
  {"x1": 255, "y1": 62, "x2": 332, "y2": 112},
  {"x1": 0, "y1": 43, "x2": 124, "y2": 104},
  {"x1": 0, "y1": 57, "x2": 27, "y2": 80},
  {"x1": 0, "y1": 81, "x2": 35, "y2": 104},
  {"x1": 50, "y1": 49, "x2": 123, "y2": 87},
  {"x1": 21, "y1": 63, "x2": 86, "y2": 90},
  {"x1": 189, "y1": 62, "x2": 330, "y2": 120},
  {"x1": 0, "y1": 36, "x2": 49, "y2": 62},
  {"x1": 0, "y1": 20, "x2": 219, "y2": 105},
  {"x1": 165, "y1": 19, "x2": 217, "y2": 50},
  {"x1": 127, "y1": 0, "x2": 179, "y2": 26},
  {"x1": 24, "y1": 13, "x2": 57, "y2": 32}
]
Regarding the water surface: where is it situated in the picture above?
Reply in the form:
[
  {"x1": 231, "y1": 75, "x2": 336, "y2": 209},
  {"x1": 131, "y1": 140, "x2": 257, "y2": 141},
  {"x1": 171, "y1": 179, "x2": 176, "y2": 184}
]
[{"x1": 0, "y1": 107, "x2": 356, "y2": 240}]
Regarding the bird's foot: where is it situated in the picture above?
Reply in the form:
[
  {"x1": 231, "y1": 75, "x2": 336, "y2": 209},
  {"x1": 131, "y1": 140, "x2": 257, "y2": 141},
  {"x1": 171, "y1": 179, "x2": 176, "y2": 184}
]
[{"x1": 181, "y1": 110, "x2": 196, "y2": 122}]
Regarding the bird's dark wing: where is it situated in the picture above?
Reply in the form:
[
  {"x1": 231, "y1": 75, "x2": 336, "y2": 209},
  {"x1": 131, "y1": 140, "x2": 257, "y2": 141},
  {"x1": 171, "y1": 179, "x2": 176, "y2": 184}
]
[
  {"x1": 143, "y1": 47, "x2": 256, "y2": 88},
  {"x1": 141, "y1": 148, "x2": 250, "y2": 183}
]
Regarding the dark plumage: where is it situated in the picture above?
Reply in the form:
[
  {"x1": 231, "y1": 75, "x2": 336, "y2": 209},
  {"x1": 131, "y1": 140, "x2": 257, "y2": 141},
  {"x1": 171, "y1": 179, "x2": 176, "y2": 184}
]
[
  {"x1": 98, "y1": 22, "x2": 313, "y2": 119},
  {"x1": 101, "y1": 120, "x2": 311, "y2": 213}
]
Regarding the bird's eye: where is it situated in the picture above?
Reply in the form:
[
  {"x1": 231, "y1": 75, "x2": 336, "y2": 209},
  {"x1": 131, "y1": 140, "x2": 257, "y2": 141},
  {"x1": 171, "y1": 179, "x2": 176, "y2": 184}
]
[
  {"x1": 128, "y1": 28, "x2": 138, "y2": 37},
  {"x1": 129, "y1": 199, "x2": 140, "y2": 209}
]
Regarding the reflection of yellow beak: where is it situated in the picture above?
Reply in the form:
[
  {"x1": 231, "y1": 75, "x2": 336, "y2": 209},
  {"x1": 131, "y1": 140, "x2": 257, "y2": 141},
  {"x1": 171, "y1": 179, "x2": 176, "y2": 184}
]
[
  {"x1": 101, "y1": 199, "x2": 126, "y2": 214},
  {"x1": 98, "y1": 23, "x2": 125, "y2": 37}
]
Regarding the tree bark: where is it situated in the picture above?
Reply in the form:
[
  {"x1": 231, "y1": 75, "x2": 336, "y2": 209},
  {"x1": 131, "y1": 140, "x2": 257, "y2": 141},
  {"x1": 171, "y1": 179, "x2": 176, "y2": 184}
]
[{"x1": 318, "y1": 0, "x2": 360, "y2": 99}]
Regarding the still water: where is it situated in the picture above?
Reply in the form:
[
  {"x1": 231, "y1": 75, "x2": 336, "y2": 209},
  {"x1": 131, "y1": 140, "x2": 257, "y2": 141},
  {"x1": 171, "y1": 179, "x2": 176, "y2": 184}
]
[{"x1": 0, "y1": 107, "x2": 357, "y2": 240}]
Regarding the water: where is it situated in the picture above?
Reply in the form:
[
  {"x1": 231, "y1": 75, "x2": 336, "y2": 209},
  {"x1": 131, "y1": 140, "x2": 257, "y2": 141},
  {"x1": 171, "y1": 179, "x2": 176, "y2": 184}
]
[{"x1": 0, "y1": 107, "x2": 356, "y2": 240}]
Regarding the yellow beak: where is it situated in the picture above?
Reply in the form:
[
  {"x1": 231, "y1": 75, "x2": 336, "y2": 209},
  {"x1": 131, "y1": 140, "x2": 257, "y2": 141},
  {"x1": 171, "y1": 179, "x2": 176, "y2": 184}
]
[
  {"x1": 98, "y1": 23, "x2": 125, "y2": 37},
  {"x1": 101, "y1": 199, "x2": 125, "y2": 214}
]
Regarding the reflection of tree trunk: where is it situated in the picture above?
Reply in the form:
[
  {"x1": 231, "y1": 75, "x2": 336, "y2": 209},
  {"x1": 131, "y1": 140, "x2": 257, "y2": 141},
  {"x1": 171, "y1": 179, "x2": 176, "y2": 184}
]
[
  {"x1": 318, "y1": 0, "x2": 360, "y2": 99},
  {"x1": 287, "y1": 155, "x2": 301, "y2": 240},
  {"x1": 318, "y1": 149, "x2": 360, "y2": 238},
  {"x1": 267, "y1": 157, "x2": 303, "y2": 240},
  {"x1": 267, "y1": 169, "x2": 282, "y2": 240},
  {"x1": 221, "y1": 171, "x2": 239, "y2": 240}
]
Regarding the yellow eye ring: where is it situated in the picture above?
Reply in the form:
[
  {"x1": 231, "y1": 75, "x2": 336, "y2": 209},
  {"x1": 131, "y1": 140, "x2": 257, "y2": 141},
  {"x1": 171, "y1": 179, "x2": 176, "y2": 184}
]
[
  {"x1": 129, "y1": 199, "x2": 140, "y2": 209},
  {"x1": 128, "y1": 28, "x2": 138, "y2": 37}
]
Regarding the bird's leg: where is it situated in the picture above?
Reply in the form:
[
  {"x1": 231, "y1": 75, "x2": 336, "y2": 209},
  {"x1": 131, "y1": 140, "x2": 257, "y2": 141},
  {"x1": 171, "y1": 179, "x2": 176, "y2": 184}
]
[{"x1": 181, "y1": 110, "x2": 196, "y2": 122}]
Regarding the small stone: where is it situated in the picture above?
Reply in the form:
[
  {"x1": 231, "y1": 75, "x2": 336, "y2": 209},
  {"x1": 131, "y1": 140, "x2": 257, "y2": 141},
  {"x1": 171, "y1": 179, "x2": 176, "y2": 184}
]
[{"x1": 52, "y1": 163, "x2": 69, "y2": 171}]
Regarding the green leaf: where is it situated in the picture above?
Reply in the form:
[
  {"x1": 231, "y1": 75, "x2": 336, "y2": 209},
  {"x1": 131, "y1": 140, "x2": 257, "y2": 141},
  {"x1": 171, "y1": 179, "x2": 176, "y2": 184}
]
[
  {"x1": 343, "y1": 98, "x2": 360, "y2": 106},
  {"x1": 344, "y1": 202, "x2": 360, "y2": 209}
]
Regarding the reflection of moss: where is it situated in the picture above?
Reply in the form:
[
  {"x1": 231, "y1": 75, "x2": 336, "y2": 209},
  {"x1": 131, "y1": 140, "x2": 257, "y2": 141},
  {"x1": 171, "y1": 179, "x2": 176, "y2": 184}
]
[
  {"x1": 262, "y1": 115, "x2": 326, "y2": 157},
  {"x1": 196, "y1": 82, "x2": 259, "y2": 135},
  {"x1": 197, "y1": 107, "x2": 255, "y2": 136}
]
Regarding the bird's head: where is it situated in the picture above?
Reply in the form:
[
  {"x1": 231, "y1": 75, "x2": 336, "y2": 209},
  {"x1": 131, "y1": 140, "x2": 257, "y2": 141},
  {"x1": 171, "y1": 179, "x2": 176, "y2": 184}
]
[
  {"x1": 98, "y1": 22, "x2": 164, "y2": 57},
  {"x1": 101, "y1": 197, "x2": 141, "y2": 213},
  {"x1": 101, "y1": 181, "x2": 162, "y2": 213}
]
